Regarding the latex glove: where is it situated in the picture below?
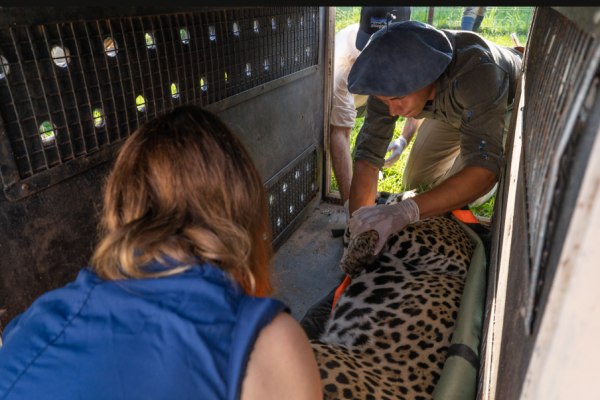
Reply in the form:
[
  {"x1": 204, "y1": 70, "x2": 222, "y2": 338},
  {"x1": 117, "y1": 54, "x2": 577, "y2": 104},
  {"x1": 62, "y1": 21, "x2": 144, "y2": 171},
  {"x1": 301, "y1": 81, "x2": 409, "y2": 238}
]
[
  {"x1": 383, "y1": 137, "x2": 408, "y2": 168},
  {"x1": 348, "y1": 198, "x2": 420, "y2": 255}
]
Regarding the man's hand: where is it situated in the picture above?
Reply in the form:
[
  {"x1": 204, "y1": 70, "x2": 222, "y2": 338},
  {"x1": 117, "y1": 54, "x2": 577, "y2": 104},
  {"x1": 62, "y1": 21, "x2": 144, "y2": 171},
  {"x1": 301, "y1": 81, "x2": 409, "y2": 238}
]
[
  {"x1": 382, "y1": 118, "x2": 422, "y2": 168},
  {"x1": 349, "y1": 198, "x2": 420, "y2": 254},
  {"x1": 383, "y1": 137, "x2": 408, "y2": 168}
]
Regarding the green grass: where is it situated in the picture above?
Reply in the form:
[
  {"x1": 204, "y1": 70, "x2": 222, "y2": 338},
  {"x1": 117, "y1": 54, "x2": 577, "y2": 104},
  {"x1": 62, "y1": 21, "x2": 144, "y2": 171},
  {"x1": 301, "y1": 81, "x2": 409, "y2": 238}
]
[
  {"x1": 332, "y1": 6, "x2": 532, "y2": 218},
  {"x1": 39, "y1": 121, "x2": 54, "y2": 138}
]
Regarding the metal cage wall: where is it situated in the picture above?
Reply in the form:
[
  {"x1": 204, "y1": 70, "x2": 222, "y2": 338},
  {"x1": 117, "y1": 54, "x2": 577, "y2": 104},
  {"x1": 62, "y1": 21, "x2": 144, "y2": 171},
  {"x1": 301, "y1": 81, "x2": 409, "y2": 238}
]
[
  {"x1": 0, "y1": 7, "x2": 319, "y2": 200},
  {"x1": 520, "y1": 7, "x2": 599, "y2": 334},
  {"x1": 477, "y1": 7, "x2": 600, "y2": 400},
  {"x1": 0, "y1": 7, "x2": 329, "y2": 328}
]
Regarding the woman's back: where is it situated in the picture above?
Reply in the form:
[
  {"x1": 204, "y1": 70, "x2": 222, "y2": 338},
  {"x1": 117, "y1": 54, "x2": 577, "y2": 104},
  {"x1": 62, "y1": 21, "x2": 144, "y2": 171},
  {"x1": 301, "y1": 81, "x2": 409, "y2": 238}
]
[
  {"x1": 0, "y1": 106, "x2": 322, "y2": 400},
  {"x1": 0, "y1": 261, "x2": 286, "y2": 400}
]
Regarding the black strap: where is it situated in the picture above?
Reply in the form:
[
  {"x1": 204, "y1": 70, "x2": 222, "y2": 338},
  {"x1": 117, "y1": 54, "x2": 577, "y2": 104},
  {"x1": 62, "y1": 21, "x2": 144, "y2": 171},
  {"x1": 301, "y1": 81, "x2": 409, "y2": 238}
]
[
  {"x1": 446, "y1": 343, "x2": 480, "y2": 370},
  {"x1": 331, "y1": 229, "x2": 345, "y2": 238},
  {"x1": 376, "y1": 191, "x2": 392, "y2": 205}
]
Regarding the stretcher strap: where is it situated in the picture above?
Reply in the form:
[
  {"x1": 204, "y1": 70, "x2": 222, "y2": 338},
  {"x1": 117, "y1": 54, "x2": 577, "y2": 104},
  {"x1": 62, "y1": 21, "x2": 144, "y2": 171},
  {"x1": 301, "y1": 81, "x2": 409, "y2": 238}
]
[
  {"x1": 445, "y1": 343, "x2": 480, "y2": 370},
  {"x1": 331, "y1": 275, "x2": 351, "y2": 313},
  {"x1": 451, "y1": 209, "x2": 480, "y2": 224}
]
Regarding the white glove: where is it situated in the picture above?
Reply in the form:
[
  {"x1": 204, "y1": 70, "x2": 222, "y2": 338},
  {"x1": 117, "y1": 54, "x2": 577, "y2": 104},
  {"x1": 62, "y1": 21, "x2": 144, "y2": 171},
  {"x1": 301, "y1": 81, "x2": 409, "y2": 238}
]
[
  {"x1": 383, "y1": 137, "x2": 408, "y2": 168},
  {"x1": 348, "y1": 198, "x2": 420, "y2": 255}
]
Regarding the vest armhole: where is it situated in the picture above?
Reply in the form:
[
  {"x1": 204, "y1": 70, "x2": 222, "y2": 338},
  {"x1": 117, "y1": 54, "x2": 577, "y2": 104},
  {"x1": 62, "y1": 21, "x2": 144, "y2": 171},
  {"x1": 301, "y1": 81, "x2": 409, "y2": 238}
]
[{"x1": 227, "y1": 297, "x2": 289, "y2": 400}]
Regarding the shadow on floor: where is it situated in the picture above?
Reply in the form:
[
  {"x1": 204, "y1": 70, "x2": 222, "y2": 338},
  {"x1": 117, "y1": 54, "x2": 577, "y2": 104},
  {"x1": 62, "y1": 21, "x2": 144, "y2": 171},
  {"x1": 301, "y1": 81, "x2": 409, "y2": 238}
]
[{"x1": 271, "y1": 202, "x2": 346, "y2": 321}]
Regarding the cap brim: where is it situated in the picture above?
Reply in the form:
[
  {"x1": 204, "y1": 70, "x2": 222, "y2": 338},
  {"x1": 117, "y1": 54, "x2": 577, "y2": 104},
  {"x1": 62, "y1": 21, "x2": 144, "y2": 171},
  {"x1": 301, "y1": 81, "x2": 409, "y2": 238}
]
[{"x1": 355, "y1": 29, "x2": 371, "y2": 51}]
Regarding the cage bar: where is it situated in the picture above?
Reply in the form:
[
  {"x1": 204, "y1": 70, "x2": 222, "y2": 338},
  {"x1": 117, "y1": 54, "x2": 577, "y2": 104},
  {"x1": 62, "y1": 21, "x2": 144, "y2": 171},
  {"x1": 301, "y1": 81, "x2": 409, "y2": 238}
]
[{"x1": 0, "y1": 7, "x2": 319, "y2": 182}]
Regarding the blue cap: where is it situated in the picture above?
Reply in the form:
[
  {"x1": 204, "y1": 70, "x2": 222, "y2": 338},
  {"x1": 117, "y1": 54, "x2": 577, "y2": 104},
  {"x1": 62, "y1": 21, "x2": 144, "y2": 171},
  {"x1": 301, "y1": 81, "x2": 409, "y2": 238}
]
[
  {"x1": 356, "y1": 7, "x2": 412, "y2": 51},
  {"x1": 348, "y1": 21, "x2": 453, "y2": 97}
]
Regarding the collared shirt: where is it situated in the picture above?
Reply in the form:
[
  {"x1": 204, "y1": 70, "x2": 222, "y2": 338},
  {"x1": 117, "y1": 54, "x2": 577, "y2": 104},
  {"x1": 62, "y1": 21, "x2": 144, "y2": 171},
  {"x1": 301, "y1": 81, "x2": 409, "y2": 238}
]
[
  {"x1": 355, "y1": 30, "x2": 522, "y2": 174},
  {"x1": 331, "y1": 24, "x2": 369, "y2": 128}
]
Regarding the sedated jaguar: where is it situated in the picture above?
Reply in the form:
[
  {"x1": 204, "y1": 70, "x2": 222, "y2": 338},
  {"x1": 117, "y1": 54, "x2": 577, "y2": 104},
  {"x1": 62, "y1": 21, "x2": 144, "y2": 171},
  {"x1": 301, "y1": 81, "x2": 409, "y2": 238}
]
[{"x1": 310, "y1": 193, "x2": 475, "y2": 400}]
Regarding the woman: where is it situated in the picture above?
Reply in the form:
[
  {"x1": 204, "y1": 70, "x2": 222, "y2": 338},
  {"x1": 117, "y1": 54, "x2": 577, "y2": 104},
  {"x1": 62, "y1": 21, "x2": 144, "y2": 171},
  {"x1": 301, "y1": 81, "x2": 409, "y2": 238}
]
[{"x1": 0, "y1": 106, "x2": 322, "y2": 400}]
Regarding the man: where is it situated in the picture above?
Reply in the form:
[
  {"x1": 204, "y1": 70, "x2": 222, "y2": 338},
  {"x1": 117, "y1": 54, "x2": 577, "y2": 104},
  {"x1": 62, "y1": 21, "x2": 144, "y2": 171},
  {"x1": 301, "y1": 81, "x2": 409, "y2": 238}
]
[
  {"x1": 347, "y1": 21, "x2": 522, "y2": 253},
  {"x1": 461, "y1": 7, "x2": 487, "y2": 32},
  {"x1": 330, "y1": 7, "x2": 411, "y2": 209}
]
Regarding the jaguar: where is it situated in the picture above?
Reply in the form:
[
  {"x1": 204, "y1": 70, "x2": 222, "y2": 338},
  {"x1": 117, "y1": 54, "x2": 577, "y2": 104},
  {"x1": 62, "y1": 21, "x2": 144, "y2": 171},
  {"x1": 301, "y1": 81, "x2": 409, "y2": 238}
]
[{"x1": 310, "y1": 194, "x2": 475, "y2": 400}]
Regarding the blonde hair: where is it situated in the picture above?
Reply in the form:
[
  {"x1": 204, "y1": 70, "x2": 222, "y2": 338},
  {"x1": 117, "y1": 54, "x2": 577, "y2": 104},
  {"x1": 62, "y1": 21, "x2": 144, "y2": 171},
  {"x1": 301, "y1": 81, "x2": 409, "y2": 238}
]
[{"x1": 91, "y1": 106, "x2": 272, "y2": 296}]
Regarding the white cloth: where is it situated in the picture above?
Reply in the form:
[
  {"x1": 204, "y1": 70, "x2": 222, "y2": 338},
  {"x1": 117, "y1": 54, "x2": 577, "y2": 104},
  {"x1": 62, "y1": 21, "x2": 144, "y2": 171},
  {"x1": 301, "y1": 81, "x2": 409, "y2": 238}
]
[{"x1": 330, "y1": 24, "x2": 369, "y2": 128}]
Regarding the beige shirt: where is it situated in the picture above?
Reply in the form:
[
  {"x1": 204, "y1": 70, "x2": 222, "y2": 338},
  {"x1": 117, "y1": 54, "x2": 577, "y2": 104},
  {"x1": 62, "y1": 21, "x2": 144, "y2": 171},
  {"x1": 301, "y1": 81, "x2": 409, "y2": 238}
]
[{"x1": 330, "y1": 24, "x2": 369, "y2": 128}]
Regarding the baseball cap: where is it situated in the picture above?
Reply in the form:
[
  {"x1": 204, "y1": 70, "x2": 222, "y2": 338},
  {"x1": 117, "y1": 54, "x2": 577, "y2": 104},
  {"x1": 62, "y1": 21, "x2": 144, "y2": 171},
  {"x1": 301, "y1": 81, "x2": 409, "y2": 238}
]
[{"x1": 356, "y1": 7, "x2": 411, "y2": 51}]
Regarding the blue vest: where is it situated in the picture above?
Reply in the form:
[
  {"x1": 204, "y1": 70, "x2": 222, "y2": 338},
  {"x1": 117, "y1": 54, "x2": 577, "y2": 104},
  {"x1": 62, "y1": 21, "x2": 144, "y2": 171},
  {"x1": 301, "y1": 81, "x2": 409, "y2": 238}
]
[{"x1": 0, "y1": 262, "x2": 287, "y2": 400}]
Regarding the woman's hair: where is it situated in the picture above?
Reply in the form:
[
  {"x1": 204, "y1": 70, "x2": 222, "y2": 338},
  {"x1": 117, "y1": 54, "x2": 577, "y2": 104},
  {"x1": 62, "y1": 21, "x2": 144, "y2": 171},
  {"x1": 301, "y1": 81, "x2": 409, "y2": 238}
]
[{"x1": 91, "y1": 105, "x2": 273, "y2": 296}]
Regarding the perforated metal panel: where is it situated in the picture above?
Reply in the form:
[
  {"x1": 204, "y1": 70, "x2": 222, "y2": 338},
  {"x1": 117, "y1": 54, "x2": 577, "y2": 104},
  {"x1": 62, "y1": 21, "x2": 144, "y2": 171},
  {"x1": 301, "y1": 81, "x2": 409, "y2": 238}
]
[
  {"x1": 265, "y1": 143, "x2": 319, "y2": 244},
  {"x1": 0, "y1": 7, "x2": 319, "y2": 196},
  {"x1": 521, "y1": 6, "x2": 600, "y2": 333},
  {"x1": 0, "y1": 7, "x2": 329, "y2": 327}
]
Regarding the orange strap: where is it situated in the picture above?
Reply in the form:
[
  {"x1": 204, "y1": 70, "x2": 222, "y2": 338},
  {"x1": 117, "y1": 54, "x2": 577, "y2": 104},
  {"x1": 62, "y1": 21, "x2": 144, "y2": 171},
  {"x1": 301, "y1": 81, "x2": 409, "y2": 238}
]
[
  {"x1": 452, "y1": 209, "x2": 480, "y2": 224},
  {"x1": 331, "y1": 275, "x2": 352, "y2": 313}
]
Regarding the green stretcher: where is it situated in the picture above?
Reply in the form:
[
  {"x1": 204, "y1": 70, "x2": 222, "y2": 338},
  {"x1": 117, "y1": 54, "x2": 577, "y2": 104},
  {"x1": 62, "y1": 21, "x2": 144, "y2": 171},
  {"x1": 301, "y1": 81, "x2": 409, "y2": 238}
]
[{"x1": 433, "y1": 216, "x2": 487, "y2": 400}]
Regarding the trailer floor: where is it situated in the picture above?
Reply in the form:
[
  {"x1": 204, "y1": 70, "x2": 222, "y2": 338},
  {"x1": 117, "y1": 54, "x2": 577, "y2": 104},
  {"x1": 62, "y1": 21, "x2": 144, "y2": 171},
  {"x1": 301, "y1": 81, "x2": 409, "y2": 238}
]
[{"x1": 272, "y1": 201, "x2": 346, "y2": 321}]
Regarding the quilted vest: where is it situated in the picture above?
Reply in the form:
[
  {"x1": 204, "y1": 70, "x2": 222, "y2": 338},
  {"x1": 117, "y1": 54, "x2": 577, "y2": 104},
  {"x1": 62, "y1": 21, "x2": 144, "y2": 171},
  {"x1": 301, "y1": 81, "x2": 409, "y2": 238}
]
[{"x1": 0, "y1": 261, "x2": 286, "y2": 400}]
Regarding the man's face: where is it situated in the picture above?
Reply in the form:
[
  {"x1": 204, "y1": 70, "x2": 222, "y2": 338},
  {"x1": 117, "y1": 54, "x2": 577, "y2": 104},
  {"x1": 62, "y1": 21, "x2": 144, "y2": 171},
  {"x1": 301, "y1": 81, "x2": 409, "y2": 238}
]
[{"x1": 375, "y1": 82, "x2": 436, "y2": 118}]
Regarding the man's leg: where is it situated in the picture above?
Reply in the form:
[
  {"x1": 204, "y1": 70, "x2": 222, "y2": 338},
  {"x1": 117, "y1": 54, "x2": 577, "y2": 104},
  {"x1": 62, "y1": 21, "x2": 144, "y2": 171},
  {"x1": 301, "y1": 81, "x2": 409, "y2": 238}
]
[
  {"x1": 472, "y1": 7, "x2": 487, "y2": 32},
  {"x1": 330, "y1": 125, "x2": 353, "y2": 205},
  {"x1": 402, "y1": 119, "x2": 461, "y2": 191},
  {"x1": 461, "y1": 7, "x2": 478, "y2": 31}
]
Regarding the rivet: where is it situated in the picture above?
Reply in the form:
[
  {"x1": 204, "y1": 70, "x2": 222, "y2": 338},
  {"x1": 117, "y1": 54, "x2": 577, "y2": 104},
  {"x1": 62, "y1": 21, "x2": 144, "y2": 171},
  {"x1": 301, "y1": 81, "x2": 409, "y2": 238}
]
[{"x1": 21, "y1": 183, "x2": 29, "y2": 191}]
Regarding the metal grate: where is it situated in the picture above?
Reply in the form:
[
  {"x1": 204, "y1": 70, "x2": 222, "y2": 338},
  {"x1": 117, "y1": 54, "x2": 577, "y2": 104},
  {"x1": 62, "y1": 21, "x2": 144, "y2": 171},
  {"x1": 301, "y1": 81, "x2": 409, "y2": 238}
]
[
  {"x1": 0, "y1": 7, "x2": 320, "y2": 183},
  {"x1": 266, "y1": 143, "x2": 319, "y2": 242},
  {"x1": 522, "y1": 7, "x2": 599, "y2": 333}
]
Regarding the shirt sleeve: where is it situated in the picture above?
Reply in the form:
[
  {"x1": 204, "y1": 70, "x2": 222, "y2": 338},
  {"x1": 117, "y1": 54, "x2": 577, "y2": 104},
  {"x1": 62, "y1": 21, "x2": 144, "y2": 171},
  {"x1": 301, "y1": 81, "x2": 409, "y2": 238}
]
[
  {"x1": 330, "y1": 62, "x2": 359, "y2": 128},
  {"x1": 330, "y1": 24, "x2": 361, "y2": 128},
  {"x1": 454, "y1": 63, "x2": 509, "y2": 177},
  {"x1": 354, "y1": 96, "x2": 399, "y2": 169}
]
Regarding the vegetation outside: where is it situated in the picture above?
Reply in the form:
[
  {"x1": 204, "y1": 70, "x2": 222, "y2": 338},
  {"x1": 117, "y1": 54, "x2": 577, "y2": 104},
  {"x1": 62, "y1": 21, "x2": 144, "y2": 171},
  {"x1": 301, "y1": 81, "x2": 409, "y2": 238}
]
[
  {"x1": 332, "y1": 6, "x2": 533, "y2": 218},
  {"x1": 39, "y1": 121, "x2": 54, "y2": 139}
]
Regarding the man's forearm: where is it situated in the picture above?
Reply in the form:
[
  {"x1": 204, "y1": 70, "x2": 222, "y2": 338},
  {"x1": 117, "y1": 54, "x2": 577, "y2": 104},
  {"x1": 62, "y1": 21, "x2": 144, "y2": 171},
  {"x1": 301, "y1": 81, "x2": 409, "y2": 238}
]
[
  {"x1": 400, "y1": 117, "x2": 423, "y2": 143},
  {"x1": 349, "y1": 160, "x2": 379, "y2": 215},
  {"x1": 330, "y1": 125, "x2": 353, "y2": 205},
  {"x1": 412, "y1": 165, "x2": 497, "y2": 219}
]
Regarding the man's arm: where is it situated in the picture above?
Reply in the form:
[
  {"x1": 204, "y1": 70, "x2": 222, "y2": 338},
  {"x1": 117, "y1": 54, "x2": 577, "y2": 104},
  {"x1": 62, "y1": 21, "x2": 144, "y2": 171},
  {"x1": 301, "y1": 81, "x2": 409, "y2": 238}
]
[
  {"x1": 349, "y1": 160, "x2": 379, "y2": 215},
  {"x1": 350, "y1": 117, "x2": 424, "y2": 214},
  {"x1": 383, "y1": 117, "x2": 424, "y2": 168},
  {"x1": 349, "y1": 165, "x2": 497, "y2": 253},
  {"x1": 412, "y1": 165, "x2": 497, "y2": 219},
  {"x1": 349, "y1": 96, "x2": 398, "y2": 214},
  {"x1": 400, "y1": 117, "x2": 423, "y2": 143},
  {"x1": 330, "y1": 125, "x2": 353, "y2": 205}
]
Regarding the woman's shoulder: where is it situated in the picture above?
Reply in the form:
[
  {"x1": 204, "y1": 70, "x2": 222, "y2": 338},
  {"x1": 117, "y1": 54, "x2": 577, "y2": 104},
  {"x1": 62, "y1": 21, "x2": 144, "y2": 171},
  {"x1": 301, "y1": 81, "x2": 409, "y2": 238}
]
[{"x1": 241, "y1": 312, "x2": 323, "y2": 400}]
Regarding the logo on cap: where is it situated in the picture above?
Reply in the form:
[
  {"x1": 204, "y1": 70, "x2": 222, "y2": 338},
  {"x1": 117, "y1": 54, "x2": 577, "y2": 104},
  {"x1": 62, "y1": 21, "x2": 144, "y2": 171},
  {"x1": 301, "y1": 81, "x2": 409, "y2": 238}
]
[{"x1": 370, "y1": 17, "x2": 386, "y2": 29}]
